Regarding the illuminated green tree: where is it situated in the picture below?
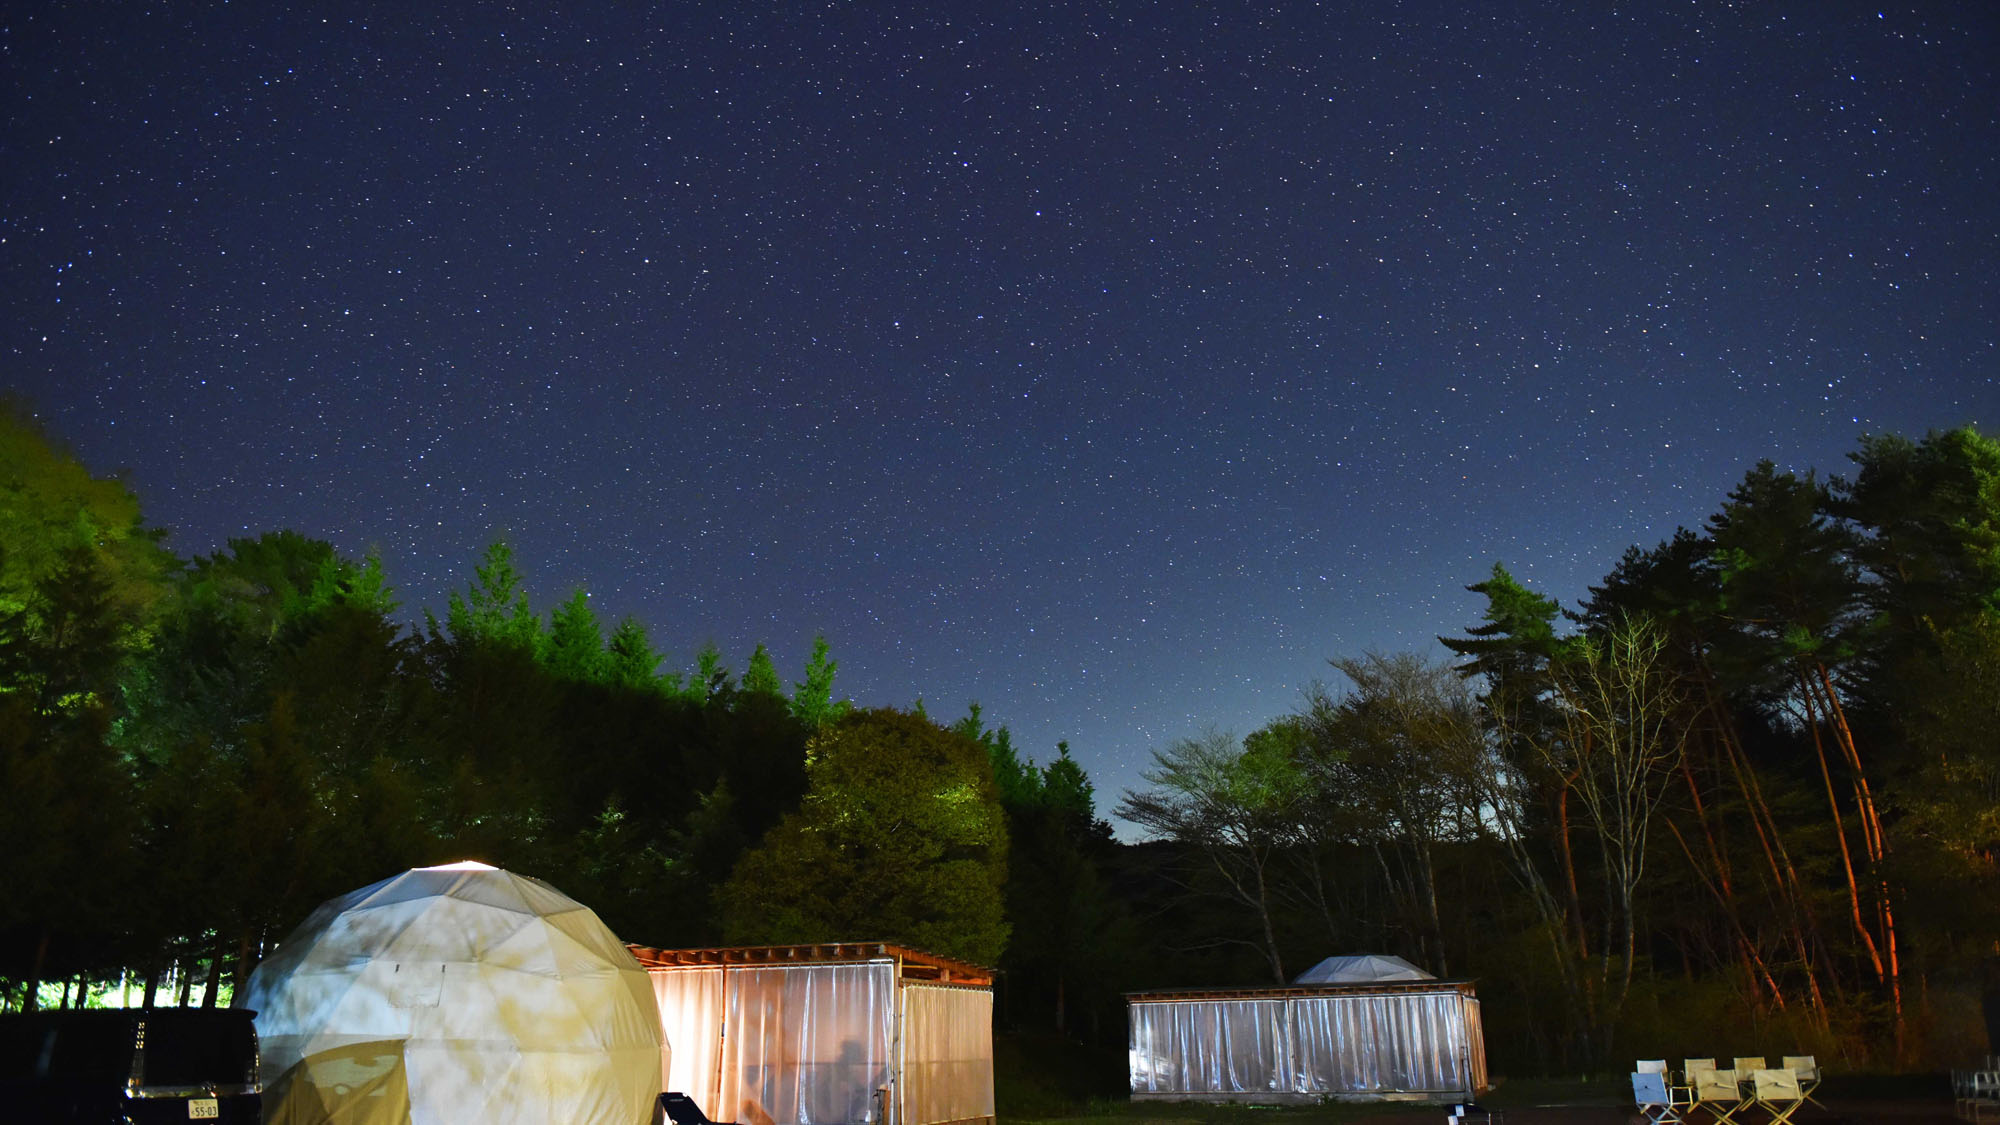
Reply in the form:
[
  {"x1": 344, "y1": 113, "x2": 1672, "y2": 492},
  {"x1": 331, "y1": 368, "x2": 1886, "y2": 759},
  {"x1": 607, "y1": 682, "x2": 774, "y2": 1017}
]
[
  {"x1": 720, "y1": 708, "x2": 1009, "y2": 964},
  {"x1": 0, "y1": 404, "x2": 173, "y2": 633}
]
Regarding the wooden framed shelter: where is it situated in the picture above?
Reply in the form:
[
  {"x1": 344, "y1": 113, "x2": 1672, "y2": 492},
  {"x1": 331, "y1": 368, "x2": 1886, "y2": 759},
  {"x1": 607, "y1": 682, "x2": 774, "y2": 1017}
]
[
  {"x1": 628, "y1": 942, "x2": 993, "y2": 1125},
  {"x1": 1126, "y1": 977, "x2": 1488, "y2": 1104}
]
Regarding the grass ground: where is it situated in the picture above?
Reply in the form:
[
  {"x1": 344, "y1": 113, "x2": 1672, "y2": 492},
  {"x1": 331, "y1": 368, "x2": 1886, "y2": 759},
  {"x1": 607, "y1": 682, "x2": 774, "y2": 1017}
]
[{"x1": 993, "y1": 1035, "x2": 1962, "y2": 1125}]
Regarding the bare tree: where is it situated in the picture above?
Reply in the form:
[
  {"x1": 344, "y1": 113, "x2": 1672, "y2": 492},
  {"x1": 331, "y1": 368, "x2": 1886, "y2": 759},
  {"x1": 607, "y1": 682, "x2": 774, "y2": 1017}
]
[{"x1": 1478, "y1": 613, "x2": 1691, "y2": 1062}]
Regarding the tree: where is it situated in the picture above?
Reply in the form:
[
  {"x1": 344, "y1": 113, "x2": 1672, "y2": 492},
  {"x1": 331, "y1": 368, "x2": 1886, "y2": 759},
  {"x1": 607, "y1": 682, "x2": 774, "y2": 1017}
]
[
  {"x1": 118, "y1": 532, "x2": 430, "y2": 1002},
  {"x1": 999, "y1": 741, "x2": 1127, "y2": 1038},
  {"x1": 604, "y1": 618, "x2": 663, "y2": 691},
  {"x1": 0, "y1": 550, "x2": 138, "y2": 1007},
  {"x1": 789, "y1": 635, "x2": 847, "y2": 728},
  {"x1": 1116, "y1": 729, "x2": 1305, "y2": 984},
  {"x1": 440, "y1": 540, "x2": 539, "y2": 651},
  {"x1": 1539, "y1": 616, "x2": 1691, "y2": 1020},
  {"x1": 0, "y1": 404, "x2": 174, "y2": 634},
  {"x1": 741, "y1": 643, "x2": 782, "y2": 697},
  {"x1": 541, "y1": 588, "x2": 608, "y2": 683},
  {"x1": 719, "y1": 708, "x2": 1009, "y2": 965},
  {"x1": 1581, "y1": 530, "x2": 1829, "y2": 1024},
  {"x1": 0, "y1": 412, "x2": 171, "y2": 1007},
  {"x1": 1709, "y1": 462, "x2": 1904, "y2": 1033},
  {"x1": 1295, "y1": 652, "x2": 1484, "y2": 975}
]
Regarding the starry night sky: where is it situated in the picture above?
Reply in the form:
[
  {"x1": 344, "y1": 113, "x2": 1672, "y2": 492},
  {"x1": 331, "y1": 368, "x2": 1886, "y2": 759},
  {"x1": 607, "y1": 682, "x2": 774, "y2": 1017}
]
[{"x1": 5, "y1": 2, "x2": 1997, "y2": 814}]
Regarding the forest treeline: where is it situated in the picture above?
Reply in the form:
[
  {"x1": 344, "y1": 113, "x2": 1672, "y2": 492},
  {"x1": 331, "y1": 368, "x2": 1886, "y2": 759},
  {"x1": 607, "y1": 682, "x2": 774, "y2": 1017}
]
[
  {"x1": 1117, "y1": 428, "x2": 2000, "y2": 1071},
  {"x1": 2, "y1": 404, "x2": 1996, "y2": 1074},
  {"x1": 0, "y1": 405, "x2": 1108, "y2": 1048}
]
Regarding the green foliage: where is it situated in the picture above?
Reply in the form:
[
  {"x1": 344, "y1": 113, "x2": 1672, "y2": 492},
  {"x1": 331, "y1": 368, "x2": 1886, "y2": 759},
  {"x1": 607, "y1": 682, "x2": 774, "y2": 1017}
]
[
  {"x1": 789, "y1": 635, "x2": 848, "y2": 728},
  {"x1": 604, "y1": 617, "x2": 663, "y2": 690},
  {"x1": 1441, "y1": 563, "x2": 1563, "y2": 678},
  {"x1": 694, "y1": 641, "x2": 730, "y2": 698},
  {"x1": 541, "y1": 588, "x2": 608, "y2": 683},
  {"x1": 441, "y1": 540, "x2": 539, "y2": 650},
  {"x1": 0, "y1": 405, "x2": 173, "y2": 635},
  {"x1": 720, "y1": 707, "x2": 1009, "y2": 965},
  {"x1": 741, "y1": 642, "x2": 782, "y2": 696}
]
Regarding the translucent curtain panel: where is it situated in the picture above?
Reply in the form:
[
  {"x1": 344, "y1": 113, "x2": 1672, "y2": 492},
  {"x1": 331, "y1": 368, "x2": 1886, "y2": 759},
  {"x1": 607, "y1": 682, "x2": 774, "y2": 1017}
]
[
  {"x1": 653, "y1": 967, "x2": 727, "y2": 1113},
  {"x1": 720, "y1": 964, "x2": 896, "y2": 1125},
  {"x1": 1291, "y1": 992, "x2": 1472, "y2": 1094},
  {"x1": 900, "y1": 985, "x2": 995, "y2": 1125},
  {"x1": 1130, "y1": 990, "x2": 1484, "y2": 1098},
  {"x1": 1128, "y1": 999, "x2": 1289, "y2": 1095}
]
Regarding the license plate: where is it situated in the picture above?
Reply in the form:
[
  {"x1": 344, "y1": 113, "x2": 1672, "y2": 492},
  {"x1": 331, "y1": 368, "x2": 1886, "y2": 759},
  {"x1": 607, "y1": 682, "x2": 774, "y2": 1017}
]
[{"x1": 188, "y1": 1097, "x2": 219, "y2": 1119}]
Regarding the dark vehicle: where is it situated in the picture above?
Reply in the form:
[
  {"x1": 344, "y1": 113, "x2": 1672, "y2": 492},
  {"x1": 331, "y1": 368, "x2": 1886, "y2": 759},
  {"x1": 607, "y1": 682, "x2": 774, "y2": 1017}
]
[{"x1": 0, "y1": 1007, "x2": 261, "y2": 1123}]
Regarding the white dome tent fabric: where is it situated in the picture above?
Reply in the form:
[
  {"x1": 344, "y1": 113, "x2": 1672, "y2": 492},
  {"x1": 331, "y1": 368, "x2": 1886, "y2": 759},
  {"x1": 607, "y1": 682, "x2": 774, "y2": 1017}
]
[
  {"x1": 241, "y1": 862, "x2": 663, "y2": 1125},
  {"x1": 1292, "y1": 954, "x2": 1435, "y2": 984}
]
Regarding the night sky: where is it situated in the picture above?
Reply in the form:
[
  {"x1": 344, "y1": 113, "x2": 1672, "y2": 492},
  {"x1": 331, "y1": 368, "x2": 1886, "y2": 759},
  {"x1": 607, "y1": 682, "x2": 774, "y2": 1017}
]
[{"x1": 6, "y1": 2, "x2": 1997, "y2": 815}]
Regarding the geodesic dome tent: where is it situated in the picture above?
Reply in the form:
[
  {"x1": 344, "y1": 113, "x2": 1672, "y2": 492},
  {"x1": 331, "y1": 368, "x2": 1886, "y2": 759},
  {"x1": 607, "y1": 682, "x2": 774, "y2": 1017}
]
[{"x1": 240, "y1": 862, "x2": 663, "y2": 1125}]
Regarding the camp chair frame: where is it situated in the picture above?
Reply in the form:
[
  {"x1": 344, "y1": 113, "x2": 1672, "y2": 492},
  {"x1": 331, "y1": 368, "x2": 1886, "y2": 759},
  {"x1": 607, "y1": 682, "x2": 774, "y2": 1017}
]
[
  {"x1": 1961, "y1": 1069, "x2": 2000, "y2": 1124},
  {"x1": 1634, "y1": 1071, "x2": 1690, "y2": 1125},
  {"x1": 1691, "y1": 1067, "x2": 1747, "y2": 1125},
  {"x1": 1781, "y1": 1056, "x2": 1822, "y2": 1109},
  {"x1": 1751, "y1": 1068, "x2": 1805, "y2": 1125}
]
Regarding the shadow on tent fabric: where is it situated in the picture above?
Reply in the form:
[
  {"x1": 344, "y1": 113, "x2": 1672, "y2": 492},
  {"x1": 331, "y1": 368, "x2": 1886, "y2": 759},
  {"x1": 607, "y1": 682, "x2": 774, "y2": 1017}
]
[{"x1": 265, "y1": 1040, "x2": 411, "y2": 1125}]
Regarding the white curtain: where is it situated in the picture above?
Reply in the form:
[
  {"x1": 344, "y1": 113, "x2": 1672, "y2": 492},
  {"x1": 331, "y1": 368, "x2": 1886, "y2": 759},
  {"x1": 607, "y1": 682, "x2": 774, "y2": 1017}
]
[
  {"x1": 900, "y1": 985, "x2": 994, "y2": 1125},
  {"x1": 653, "y1": 968, "x2": 725, "y2": 1111},
  {"x1": 1128, "y1": 991, "x2": 1484, "y2": 1099},
  {"x1": 1127, "y1": 999, "x2": 1289, "y2": 1095},
  {"x1": 718, "y1": 964, "x2": 895, "y2": 1125}
]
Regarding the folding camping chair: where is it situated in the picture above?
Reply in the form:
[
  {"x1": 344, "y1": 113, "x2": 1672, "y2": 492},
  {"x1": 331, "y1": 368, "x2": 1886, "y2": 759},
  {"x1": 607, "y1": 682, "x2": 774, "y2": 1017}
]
[
  {"x1": 1692, "y1": 1067, "x2": 1746, "y2": 1125},
  {"x1": 656, "y1": 1092, "x2": 730, "y2": 1125},
  {"x1": 1684, "y1": 1059, "x2": 1718, "y2": 1083},
  {"x1": 1751, "y1": 1069, "x2": 1805, "y2": 1125},
  {"x1": 1781, "y1": 1056, "x2": 1822, "y2": 1109},
  {"x1": 1961, "y1": 1069, "x2": 2000, "y2": 1124},
  {"x1": 1635, "y1": 1071, "x2": 1691, "y2": 1125}
]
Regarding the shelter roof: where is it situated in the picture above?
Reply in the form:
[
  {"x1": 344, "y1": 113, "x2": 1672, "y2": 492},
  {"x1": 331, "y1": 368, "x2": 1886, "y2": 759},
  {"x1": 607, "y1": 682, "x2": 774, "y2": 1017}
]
[
  {"x1": 626, "y1": 941, "x2": 992, "y2": 987},
  {"x1": 1125, "y1": 978, "x2": 1477, "y2": 1002}
]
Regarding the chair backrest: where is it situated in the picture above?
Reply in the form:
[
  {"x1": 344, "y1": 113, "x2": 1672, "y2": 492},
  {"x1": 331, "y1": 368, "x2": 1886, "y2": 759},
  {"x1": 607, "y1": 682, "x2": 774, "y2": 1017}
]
[
  {"x1": 1684, "y1": 1058, "x2": 1717, "y2": 1077},
  {"x1": 1695, "y1": 1069, "x2": 1740, "y2": 1100},
  {"x1": 1638, "y1": 1060, "x2": 1669, "y2": 1075},
  {"x1": 1781, "y1": 1056, "x2": 1817, "y2": 1079},
  {"x1": 1634, "y1": 1071, "x2": 1672, "y2": 1105},
  {"x1": 1753, "y1": 1069, "x2": 1801, "y2": 1100},
  {"x1": 1734, "y1": 1056, "x2": 1767, "y2": 1072}
]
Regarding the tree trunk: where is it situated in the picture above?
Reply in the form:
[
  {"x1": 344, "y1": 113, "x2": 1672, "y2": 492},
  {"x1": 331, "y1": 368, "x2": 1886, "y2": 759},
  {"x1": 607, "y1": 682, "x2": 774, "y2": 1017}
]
[
  {"x1": 24, "y1": 927, "x2": 50, "y2": 1011},
  {"x1": 202, "y1": 932, "x2": 226, "y2": 1008},
  {"x1": 1797, "y1": 674, "x2": 1885, "y2": 978}
]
